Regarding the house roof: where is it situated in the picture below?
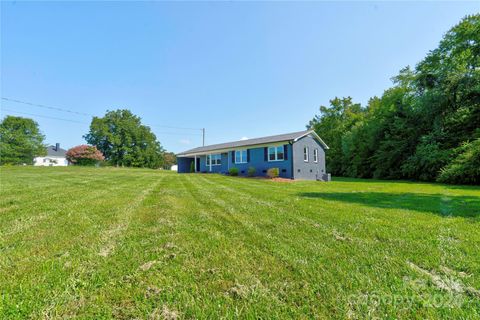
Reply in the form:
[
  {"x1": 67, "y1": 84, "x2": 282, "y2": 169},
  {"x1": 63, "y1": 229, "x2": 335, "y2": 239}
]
[
  {"x1": 46, "y1": 145, "x2": 67, "y2": 157},
  {"x1": 177, "y1": 130, "x2": 328, "y2": 156}
]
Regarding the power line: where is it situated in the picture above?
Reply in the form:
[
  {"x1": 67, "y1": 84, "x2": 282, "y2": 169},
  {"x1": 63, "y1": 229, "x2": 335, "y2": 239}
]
[
  {"x1": 1, "y1": 108, "x2": 88, "y2": 124},
  {"x1": 1, "y1": 97, "x2": 204, "y2": 131},
  {"x1": 1, "y1": 97, "x2": 93, "y2": 117},
  {"x1": 1, "y1": 108, "x2": 203, "y2": 136}
]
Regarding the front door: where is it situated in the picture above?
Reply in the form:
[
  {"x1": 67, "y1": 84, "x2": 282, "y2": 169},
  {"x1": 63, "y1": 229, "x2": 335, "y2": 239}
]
[{"x1": 196, "y1": 157, "x2": 200, "y2": 172}]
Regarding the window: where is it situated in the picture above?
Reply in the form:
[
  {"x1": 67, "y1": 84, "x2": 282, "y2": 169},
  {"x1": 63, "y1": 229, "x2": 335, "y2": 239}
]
[
  {"x1": 304, "y1": 147, "x2": 309, "y2": 162},
  {"x1": 314, "y1": 149, "x2": 318, "y2": 163},
  {"x1": 268, "y1": 146, "x2": 284, "y2": 161},
  {"x1": 207, "y1": 154, "x2": 221, "y2": 166},
  {"x1": 235, "y1": 150, "x2": 247, "y2": 164}
]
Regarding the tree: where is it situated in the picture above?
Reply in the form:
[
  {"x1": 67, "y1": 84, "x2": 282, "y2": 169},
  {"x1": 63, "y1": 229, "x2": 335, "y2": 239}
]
[
  {"x1": 308, "y1": 97, "x2": 364, "y2": 175},
  {"x1": 437, "y1": 139, "x2": 480, "y2": 185},
  {"x1": 66, "y1": 145, "x2": 105, "y2": 166},
  {"x1": 0, "y1": 116, "x2": 46, "y2": 165},
  {"x1": 306, "y1": 14, "x2": 480, "y2": 183},
  {"x1": 162, "y1": 152, "x2": 177, "y2": 169},
  {"x1": 84, "y1": 109, "x2": 164, "y2": 168}
]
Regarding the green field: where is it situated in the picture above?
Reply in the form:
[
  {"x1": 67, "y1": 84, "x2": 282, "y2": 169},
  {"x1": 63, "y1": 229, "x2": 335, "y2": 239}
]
[{"x1": 1, "y1": 167, "x2": 479, "y2": 319}]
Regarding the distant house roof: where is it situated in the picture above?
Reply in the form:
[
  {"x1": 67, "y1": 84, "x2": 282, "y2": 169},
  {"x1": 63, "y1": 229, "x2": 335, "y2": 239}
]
[
  {"x1": 177, "y1": 130, "x2": 328, "y2": 157},
  {"x1": 46, "y1": 145, "x2": 67, "y2": 157}
]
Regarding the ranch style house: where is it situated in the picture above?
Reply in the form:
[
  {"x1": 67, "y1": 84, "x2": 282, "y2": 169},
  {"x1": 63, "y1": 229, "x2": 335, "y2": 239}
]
[{"x1": 177, "y1": 130, "x2": 330, "y2": 180}]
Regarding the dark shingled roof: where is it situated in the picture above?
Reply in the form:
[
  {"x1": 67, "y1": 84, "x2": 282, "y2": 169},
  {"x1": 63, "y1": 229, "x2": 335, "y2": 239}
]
[
  {"x1": 46, "y1": 145, "x2": 67, "y2": 157},
  {"x1": 178, "y1": 130, "x2": 320, "y2": 156}
]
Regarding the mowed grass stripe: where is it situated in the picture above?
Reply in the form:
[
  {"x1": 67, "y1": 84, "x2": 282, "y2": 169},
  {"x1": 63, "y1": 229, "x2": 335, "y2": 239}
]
[
  {"x1": 191, "y1": 174, "x2": 480, "y2": 317},
  {"x1": 38, "y1": 175, "x2": 172, "y2": 318},
  {"x1": 183, "y1": 174, "x2": 352, "y2": 317},
  {"x1": 1, "y1": 169, "x2": 165, "y2": 318},
  {"x1": 0, "y1": 168, "x2": 479, "y2": 319}
]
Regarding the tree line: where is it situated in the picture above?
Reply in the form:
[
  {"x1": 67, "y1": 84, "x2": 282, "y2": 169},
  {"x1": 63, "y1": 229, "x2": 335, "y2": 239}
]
[
  {"x1": 0, "y1": 109, "x2": 177, "y2": 169},
  {"x1": 308, "y1": 15, "x2": 479, "y2": 185},
  {"x1": 1, "y1": 15, "x2": 478, "y2": 183}
]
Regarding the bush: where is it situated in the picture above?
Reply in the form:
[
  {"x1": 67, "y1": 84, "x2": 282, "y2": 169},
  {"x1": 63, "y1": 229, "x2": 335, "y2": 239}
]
[
  {"x1": 247, "y1": 166, "x2": 256, "y2": 177},
  {"x1": 437, "y1": 139, "x2": 480, "y2": 185},
  {"x1": 229, "y1": 167, "x2": 239, "y2": 176},
  {"x1": 267, "y1": 168, "x2": 279, "y2": 178},
  {"x1": 190, "y1": 161, "x2": 195, "y2": 173},
  {"x1": 66, "y1": 145, "x2": 104, "y2": 166}
]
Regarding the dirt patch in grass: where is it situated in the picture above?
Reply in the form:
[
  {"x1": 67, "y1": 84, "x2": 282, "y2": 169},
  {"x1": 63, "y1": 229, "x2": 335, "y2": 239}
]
[
  {"x1": 139, "y1": 260, "x2": 158, "y2": 271},
  {"x1": 407, "y1": 261, "x2": 480, "y2": 298}
]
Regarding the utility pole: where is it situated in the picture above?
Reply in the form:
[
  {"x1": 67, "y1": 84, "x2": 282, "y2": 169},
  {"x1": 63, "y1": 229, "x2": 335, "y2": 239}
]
[{"x1": 202, "y1": 128, "x2": 205, "y2": 146}]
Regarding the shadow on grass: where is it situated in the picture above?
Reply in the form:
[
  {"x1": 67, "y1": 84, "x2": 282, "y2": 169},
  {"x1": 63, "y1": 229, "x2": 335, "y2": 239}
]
[
  {"x1": 298, "y1": 192, "x2": 480, "y2": 218},
  {"x1": 332, "y1": 177, "x2": 480, "y2": 191}
]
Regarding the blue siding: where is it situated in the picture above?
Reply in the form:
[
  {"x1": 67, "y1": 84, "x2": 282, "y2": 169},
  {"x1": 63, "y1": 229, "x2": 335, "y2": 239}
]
[
  {"x1": 198, "y1": 153, "x2": 229, "y2": 173},
  {"x1": 239, "y1": 145, "x2": 292, "y2": 178},
  {"x1": 178, "y1": 157, "x2": 193, "y2": 173},
  {"x1": 178, "y1": 144, "x2": 293, "y2": 178}
]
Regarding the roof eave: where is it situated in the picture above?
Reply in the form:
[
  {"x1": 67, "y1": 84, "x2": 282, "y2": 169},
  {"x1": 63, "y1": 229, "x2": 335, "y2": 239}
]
[
  {"x1": 177, "y1": 139, "x2": 293, "y2": 157},
  {"x1": 293, "y1": 130, "x2": 330, "y2": 149}
]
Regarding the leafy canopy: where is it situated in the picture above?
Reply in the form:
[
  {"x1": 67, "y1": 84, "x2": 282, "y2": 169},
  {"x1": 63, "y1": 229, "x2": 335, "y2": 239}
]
[
  {"x1": 308, "y1": 14, "x2": 480, "y2": 184},
  {"x1": 84, "y1": 109, "x2": 164, "y2": 168},
  {"x1": 0, "y1": 116, "x2": 46, "y2": 165}
]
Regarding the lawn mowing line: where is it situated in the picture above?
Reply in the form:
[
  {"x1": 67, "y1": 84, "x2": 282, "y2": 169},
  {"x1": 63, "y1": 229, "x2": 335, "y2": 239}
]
[
  {"x1": 195, "y1": 175, "x2": 340, "y2": 243},
  {"x1": 193, "y1": 175, "x2": 325, "y2": 245},
  {"x1": 183, "y1": 176, "x2": 334, "y2": 315},
  {"x1": 208, "y1": 176, "x2": 356, "y2": 237},
  {"x1": 55, "y1": 176, "x2": 181, "y2": 317},
  {"x1": 37, "y1": 176, "x2": 166, "y2": 319},
  {"x1": 175, "y1": 176, "x2": 292, "y2": 311},
  {"x1": 0, "y1": 173, "x2": 141, "y2": 239},
  {"x1": 192, "y1": 175, "x2": 374, "y2": 281},
  {"x1": 97, "y1": 176, "x2": 166, "y2": 257},
  {"x1": 196, "y1": 175, "x2": 276, "y2": 209},
  {"x1": 222, "y1": 177, "x2": 393, "y2": 255},
  {"x1": 0, "y1": 179, "x2": 152, "y2": 277},
  {"x1": 0, "y1": 171, "x2": 134, "y2": 226},
  {"x1": 184, "y1": 176, "x2": 305, "y2": 271}
]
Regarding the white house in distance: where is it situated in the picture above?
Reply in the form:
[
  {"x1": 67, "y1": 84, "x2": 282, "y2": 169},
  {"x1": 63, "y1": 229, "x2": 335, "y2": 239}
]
[{"x1": 34, "y1": 143, "x2": 69, "y2": 166}]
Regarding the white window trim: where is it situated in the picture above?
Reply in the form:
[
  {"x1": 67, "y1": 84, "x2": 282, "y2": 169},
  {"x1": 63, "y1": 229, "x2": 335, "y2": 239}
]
[
  {"x1": 207, "y1": 154, "x2": 222, "y2": 166},
  {"x1": 304, "y1": 146, "x2": 309, "y2": 162},
  {"x1": 314, "y1": 149, "x2": 318, "y2": 163},
  {"x1": 267, "y1": 146, "x2": 285, "y2": 162},
  {"x1": 234, "y1": 150, "x2": 248, "y2": 164}
]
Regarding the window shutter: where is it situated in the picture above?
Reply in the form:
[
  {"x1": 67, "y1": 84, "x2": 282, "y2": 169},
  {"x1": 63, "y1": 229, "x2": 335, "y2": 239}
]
[
  {"x1": 284, "y1": 145, "x2": 288, "y2": 160},
  {"x1": 264, "y1": 147, "x2": 268, "y2": 161},
  {"x1": 247, "y1": 149, "x2": 250, "y2": 162},
  {"x1": 231, "y1": 151, "x2": 235, "y2": 163}
]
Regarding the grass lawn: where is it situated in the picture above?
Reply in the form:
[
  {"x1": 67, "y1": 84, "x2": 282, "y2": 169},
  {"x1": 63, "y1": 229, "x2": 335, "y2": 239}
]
[{"x1": 1, "y1": 166, "x2": 479, "y2": 319}]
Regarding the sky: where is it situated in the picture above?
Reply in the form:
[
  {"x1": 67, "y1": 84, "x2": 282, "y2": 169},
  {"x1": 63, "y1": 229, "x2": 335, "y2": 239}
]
[{"x1": 1, "y1": 1, "x2": 479, "y2": 153}]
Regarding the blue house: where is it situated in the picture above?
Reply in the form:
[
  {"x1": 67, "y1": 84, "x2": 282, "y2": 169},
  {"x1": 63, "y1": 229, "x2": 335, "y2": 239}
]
[{"x1": 177, "y1": 130, "x2": 330, "y2": 180}]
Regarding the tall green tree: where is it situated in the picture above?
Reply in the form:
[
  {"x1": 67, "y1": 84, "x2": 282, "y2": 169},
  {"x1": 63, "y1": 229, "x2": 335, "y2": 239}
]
[
  {"x1": 308, "y1": 97, "x2": 364, "y2": 175},
  {"x1": 308, "y1": 14, "x2": 480, "y2": 184},
  {"x1": 84, "y1": 109, "x2": 164, "y2": 168},
  {"x1": 0, "y1": 116, "x2": 46, "y2": 165}
]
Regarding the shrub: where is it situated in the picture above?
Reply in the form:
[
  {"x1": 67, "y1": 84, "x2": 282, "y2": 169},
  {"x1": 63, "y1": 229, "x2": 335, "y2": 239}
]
[
  {"x1": 247, "y1": 166, "x2": 256, "y2": 177},
  {"x1": 190, "y1": 161, "x2": 195, "y2": 173},
  {"x1": 229, "y1": 167, "x2": 239, "y2": 176},
  {"x1": 267, "y1": 168, "x2": 279, "y2": 178},
  {"x1": 66, "y1": 145, "x2": 104, "y2": 166},
  {"x1": 437, "y1": 139, "x2": 480, "y2": 185}
]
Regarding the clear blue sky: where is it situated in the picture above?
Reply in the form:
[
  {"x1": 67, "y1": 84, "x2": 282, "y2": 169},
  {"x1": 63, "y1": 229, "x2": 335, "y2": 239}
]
[{"x1": 1, "y1": 2, "x2": 478, "y2": 153}]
